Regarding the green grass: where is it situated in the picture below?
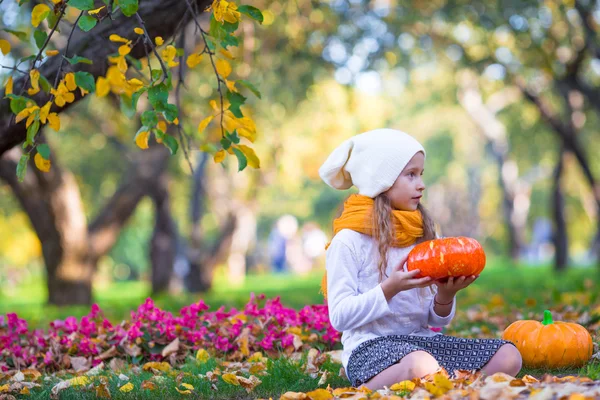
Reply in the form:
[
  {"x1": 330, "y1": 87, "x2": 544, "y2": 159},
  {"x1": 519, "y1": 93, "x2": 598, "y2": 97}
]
[
  {"x1": 26, "y1": 354, "x2": 350, "y2": 399},
  {"x1": 0, "y1": 269, "x2": 328, "y2": 328},
  {"x1": 2, "y1": 260, "x2": 600, "y2": 398},
  {"x1": 2, "y1": 259, "x2": 599, "y2": 328}
]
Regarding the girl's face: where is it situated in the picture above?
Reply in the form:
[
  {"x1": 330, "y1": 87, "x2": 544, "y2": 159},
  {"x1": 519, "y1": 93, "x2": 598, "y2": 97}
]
[{"x1": 384, "y1": 152, "x2": 426, "y2": 211}]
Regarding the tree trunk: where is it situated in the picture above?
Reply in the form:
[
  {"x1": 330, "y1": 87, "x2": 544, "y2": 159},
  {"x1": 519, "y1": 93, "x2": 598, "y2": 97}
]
[
  {"x1": 552, "y1": 149, "x2": 568, "y2": 270},
  {"x1": 457, "y1": 76, "x2": 525, "y2": 259},
  {"x1": 149, "y1": 161, "x2": 176, "y2": 294},
  {"x1": 0, "y1": 143, "x2": 171, "y2": 305}
]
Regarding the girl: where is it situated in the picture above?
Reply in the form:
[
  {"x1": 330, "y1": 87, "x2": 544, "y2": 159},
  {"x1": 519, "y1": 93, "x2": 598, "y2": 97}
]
[{"x1": 319, "y1": 128, "x2": 522, "y2": 390}]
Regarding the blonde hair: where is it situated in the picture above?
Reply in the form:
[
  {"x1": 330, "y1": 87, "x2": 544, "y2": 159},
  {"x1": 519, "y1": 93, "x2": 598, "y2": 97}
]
[{"x1": 372, "y1": 194, "x2": 437, "y2": 283}]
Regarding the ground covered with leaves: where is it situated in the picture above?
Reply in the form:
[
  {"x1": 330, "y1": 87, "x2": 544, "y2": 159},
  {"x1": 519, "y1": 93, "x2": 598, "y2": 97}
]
[{"x1": 1, "y1": 266, "x2": 600, "y2": 398}]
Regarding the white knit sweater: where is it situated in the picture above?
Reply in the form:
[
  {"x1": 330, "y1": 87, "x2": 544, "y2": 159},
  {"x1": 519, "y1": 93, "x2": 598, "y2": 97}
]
[{"x1": 325, "y1": 229, "x2": 456, "y2": 371}]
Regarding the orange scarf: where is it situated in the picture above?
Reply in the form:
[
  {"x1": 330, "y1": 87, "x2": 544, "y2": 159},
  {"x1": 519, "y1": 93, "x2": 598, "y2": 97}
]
[{"x1": 321, "y1": 194, "x2": 423, "y2": 299}]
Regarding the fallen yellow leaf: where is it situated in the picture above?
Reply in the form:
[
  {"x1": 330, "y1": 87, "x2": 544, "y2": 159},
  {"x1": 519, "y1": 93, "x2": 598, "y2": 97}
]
[
  {"x1": 222, "y1": 373, "x2": 240, "y2": 386},
  {"x1": 142, "y1": 362, "x2": 171, "y2": 372},
  {"x1": 305, "y1": 388, "x2": 333, "y2": 399},
  {"x1": 196, "y1": 349, "x2": 210, "y2": 363},
  {"x1": 280, "y1": 392, "x2": 308, "y2": 400},
  {"x1": 119, "y1": 382, "x2": 134, "y2": 392},
  {"x1": 390, "y1": 380, "x2": 416, "y2": 391}
]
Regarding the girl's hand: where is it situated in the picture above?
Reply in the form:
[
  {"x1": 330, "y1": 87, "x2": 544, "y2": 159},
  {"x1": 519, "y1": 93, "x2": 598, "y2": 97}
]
[
  {"x1": 434, "y1": 275, "x2": 478, "y2": 299},
  {"x1": 381, "y1": 255, "x2": 433, "y2": 301}
]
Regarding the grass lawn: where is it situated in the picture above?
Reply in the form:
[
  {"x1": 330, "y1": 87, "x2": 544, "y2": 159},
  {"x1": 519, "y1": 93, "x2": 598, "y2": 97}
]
[{"x1": 1, "y1": 259, "x2": 600, "y2": 398}]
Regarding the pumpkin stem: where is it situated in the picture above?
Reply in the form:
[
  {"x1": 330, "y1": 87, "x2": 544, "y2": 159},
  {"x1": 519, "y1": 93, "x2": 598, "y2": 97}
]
[{"x1": 542, "y1": 310, "x2": 553, "y2": 325}]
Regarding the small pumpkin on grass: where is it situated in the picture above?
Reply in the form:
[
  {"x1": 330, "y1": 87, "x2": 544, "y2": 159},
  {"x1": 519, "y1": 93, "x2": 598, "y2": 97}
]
[
  {"x1": 406, "y1": 237, "x2": 486, "y2": 280},
  {"x1": 502, "y1": 310, "x2": 593, "y2": 368}
]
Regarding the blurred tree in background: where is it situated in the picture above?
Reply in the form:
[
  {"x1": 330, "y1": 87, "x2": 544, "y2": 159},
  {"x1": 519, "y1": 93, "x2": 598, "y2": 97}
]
[{"x1": 1, "y1": 0, "x2": 599, "y2": 306}]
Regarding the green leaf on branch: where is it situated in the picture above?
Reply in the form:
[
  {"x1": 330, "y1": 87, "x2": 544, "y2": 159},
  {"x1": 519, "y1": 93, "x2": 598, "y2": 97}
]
[
  {"x1": 220, "y1": 137, "x2": 231, "y2": 150},
  {"x1": 163, "y1": 104, "x2": 178, "y2": 123},
  {"x1": 18, "y1": 55, "x2": 36, "y2": 64},
  {"x1": 131, "y1": 88, "x2": 147, "y2": 110},
  {"x1": 126, "y1": 55, "x2": 142, "y2": 70},
  {"x1": 221, "y1": 35, "x2": 239, "y2": 49},
  {"x1": 119, "y1": 0, "x2": 139, "y2": 17},
  {"x1": 237, "y1": 80, "x2": 262, "y2": 99},
  {"x1": 141, "y1": 110, "x2": 158, "y2": 127},
  {"x1": 227, "y1": 91, "x2": 246, "y2": 118},
  {"x1": 37, "y1": 143, "x2": 50, "y2": 159},
  {"x1": 25, "y1": 120, "x2": 40, "y2": 147},
  {"x1": 162, "y1": 135, "x2": 178, "y2": 155},
  {"x1": 39, "y1": 74, "x2": 51, "y2": 93},
  {"x1": 64, "y1": 55, "x2": 93, "y2": 65},
  {"x1": 222, "y1": 21, "x2": 239, "y2": 33},
  {"x1": 77, "y1": 15, "x2": 97, "y2": 32},
  {"x1": 226, "y1": 130, "x2": 240, "y2": 144},
  {"x1": 74, "y1": 71, "x2": 95, "y2": 92},
  {"x1": 120, "y1": 94, "x2": 135, "y2": 119},
  {"x1": 238, "y1": 5, "x2": 264, "y2": 23},
  {"x1": 7, "y1": 95, "x2": 29, "y2": 114},
  {"x1": 3, "y1": 29, "x2": 28, "y2": 40},
  {"x1": 232, "y1": 147, "x2": 247, "y2": 171},
  {"x1": 34, "y1": 30, "x2": 47, "y2": 50},
  {"x1": 148, "y1": 84, "x2": 168, "y2": 109},
  {"x1": 209, "y1": 16, "x2": 226, "y2": 40},
  {"x1": 69, "y1": 0, "x2": 95, "y2": 11},
  {"x1": 17, "y1": 154, "x2": 30, "y2": 183}
]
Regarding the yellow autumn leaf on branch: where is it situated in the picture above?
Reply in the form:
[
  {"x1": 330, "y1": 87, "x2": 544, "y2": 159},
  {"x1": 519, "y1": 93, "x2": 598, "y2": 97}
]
[
  {"x1": 214, "y1": 149, "x2": 226, "y2": 163},
  {"x1": 134, "y1": 27, "x2": 144, "y2": 34},
  {"x1": 135, "y1": 130, "x2": 150, "y2": 150},
  {"x1": 31, "y1": 4, "x2": 51, "y2": 28},
  {"x1": 34, "y1": 153, "x2": 51, "y2": 173},
  {"x1": 65, "y1": 73, "x2": 77, "y2": 91},
  {"x1": 48, "y1": 113, "x2": 60, "y2": 131},
  {"x1": 119, "y1": 382, "x2": 134, "y2": 393},
  {"x1": 210, "y1": 0, "x2": 241, "y2": 24},
  {"x1": 119, "y1": 45, "x2": 131, "y2": 56},
  {"x1": 225, "y1": 79, "x2": 237, "y2": 92},
  {"x1": 88, "y1": 6, "x2": 105, "y2": 15},
  {"x1": 157, "y1": 121, "x2": 167, "y2": 133},
  {"x1": 109, "y1": 34, "x2": 129, "y2": 43},
  {"x1": 237, "y1": 145, "x2": 260, "y2": 168},
  {"x1": 96, "y1": 77, "x2": 110, "y2": 97},
  {"x1": 27, "y1": 69, "x2": 40, "y2": 96},
  {"x1": 220, "y1": 49, "x2": 235, "y2": 59},
  {"x1": 161, "y1": 45, "x2": 179, "y2": 67},
  {"x1": 216, "y1": 59, "x2": 232, "y2": 78},
  {"x1": 51, "y1": 82, "x2": 75, "y2": 107},
  {"x1": 15, "y1": 106, "x2": 37, "y2": 124},
  {"x1": 0, "y1": 39, "x2": 11, "y2": 55},
  {"x1": 39, "y1": 102, "x2": 51, "y2": 124},
  {"x1": 186, "y1": 53, "x2": 203, "y2": 68},
  {"x1": 155, "y1": 36, "x2": 164, "y2": 46},
  {"x1": 197, "y1": 116, "x2": 214, "y2": 134},
  {"x1": 4, "y1": 76, "x2": 13, "y2": 95},
  {"x1": 46, "y1": 49, "x2": 59, "y2": 56}
]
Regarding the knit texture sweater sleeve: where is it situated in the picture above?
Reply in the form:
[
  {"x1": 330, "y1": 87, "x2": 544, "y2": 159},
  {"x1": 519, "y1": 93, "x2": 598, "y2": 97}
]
[
  {"x1": 325, "y1": 237, "x2": 392, "y2": 332},
  {"x1": 427, "y1": 295, "x2": 456, "y2": 327}
]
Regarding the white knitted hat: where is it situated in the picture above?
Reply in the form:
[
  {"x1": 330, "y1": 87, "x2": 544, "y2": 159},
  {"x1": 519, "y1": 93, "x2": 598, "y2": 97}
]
[{"x1": 319, "y1": 128, "x2": 426, "y2": 198}]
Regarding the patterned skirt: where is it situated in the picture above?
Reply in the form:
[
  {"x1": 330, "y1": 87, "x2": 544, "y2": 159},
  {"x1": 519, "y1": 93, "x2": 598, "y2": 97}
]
[{"x1": 346, "y1": 334, "x2": 512, "y2": 387}]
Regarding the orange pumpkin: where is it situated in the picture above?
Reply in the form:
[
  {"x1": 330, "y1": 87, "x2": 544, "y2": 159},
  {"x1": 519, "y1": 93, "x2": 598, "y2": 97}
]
[
  {"x1": 406, "y1": 237, "x2": 486, "y2": 280},
  {"x1": 502, "y1": 310, "x2": 593, "y2": 368}
]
